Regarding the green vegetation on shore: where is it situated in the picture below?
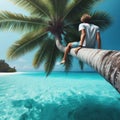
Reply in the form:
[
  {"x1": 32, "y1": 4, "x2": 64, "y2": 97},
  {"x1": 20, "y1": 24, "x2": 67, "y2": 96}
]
[{"x1": 0, "y1": 60, "x2": 16, "y2": 72}]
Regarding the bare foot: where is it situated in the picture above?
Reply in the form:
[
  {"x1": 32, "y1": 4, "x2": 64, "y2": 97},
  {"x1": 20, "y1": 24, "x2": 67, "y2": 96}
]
[
  {"x1": 60, "y1": 59, "x2": 65, "y2": 64},
  {"x1": 75, "y1": 47, "x2": 81, "y2": 54}
]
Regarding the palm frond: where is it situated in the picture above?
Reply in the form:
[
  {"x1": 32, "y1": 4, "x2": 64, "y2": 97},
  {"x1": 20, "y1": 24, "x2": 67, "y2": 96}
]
[
  {"x1": 64, "y1": 0, "x2": 101, "y2": 21},
  {"x1": 49, "y1": 0, "x2": 69, "y2": 19},
  {"x1": 0, "y1": 11, "x2": 47, "y2": 32},
  {"x1": 64, "y1": 27, "x2": 80, "y2": 43},
  {"x1": 33, "y1": 39, "x2": 60, "y2": 76},
  {"x1": 10, "y1": 0, "x2": 51, "y2": 18},
  {"x1": 30, "y1": 0, "x2": 52, "y2": 18},
  {"x1": 10, "y1": 0, "x2": 40, "y2": 15},
  {"x1": 44, "y1": 40, "x2": 60, "y2": 76},
  {"x1": 62, "y1": 0, "x2": 82, "y2": 20},
  {"x1": 64, "y1": 55, "x2": 73, "y2": 72},
  {"x1": 33, "y1": 39, "x2": 51, "y2": 68},
  {"x1": 7, "y1": 28, "x2": 48, "y2": 59},
  {"x1": 91, "y1": 11, "x2": 112, "y2": 30},
  {"x1": 78, "y1": 60, "x2": 84, "y2": 70}
]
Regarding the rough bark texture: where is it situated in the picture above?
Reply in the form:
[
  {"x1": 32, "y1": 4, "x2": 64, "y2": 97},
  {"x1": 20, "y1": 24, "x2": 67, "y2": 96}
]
[{"x1": 56, "y1": 39, "x2": 120, "y2": 93}]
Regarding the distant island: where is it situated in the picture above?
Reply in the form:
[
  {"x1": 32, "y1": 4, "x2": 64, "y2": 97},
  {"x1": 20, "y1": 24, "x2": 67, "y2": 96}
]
[{"x1": 0, "y1": 60, "x2": 16, "y2": 72}]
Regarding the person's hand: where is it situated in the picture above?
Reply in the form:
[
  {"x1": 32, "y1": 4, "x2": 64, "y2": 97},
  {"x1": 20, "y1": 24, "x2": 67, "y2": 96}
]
[{"x1": 74, "y1": 47, "x2": 82, "y2": 55}]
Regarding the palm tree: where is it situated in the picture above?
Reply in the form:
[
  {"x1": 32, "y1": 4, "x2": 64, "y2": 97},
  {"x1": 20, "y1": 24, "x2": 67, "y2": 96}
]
[
  {"x1": 56, "y1": 39, "x2": 120, "y2": 93},
  {"x1": 0, "y1": 0, "x2": 111, "y2": 76}
]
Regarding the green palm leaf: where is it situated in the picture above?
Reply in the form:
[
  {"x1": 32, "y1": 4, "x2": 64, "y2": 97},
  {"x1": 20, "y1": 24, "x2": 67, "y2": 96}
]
[
  {"x1": 7, "y1": 28, "x2": 48, "y2": 59},
  {"x1": 63, "y1": 0, "x2": 82, "y2": 20},
  {"x1": 10, "y1": 0, "x2": 52, "y2": 18},
  {"x1": 33, "y1": 39, "x2": 51, "y2": 68},
  {"x1": 62, "y1": 0, "x2": 103, "y2": 32},
  {"x1": 49, "y1": 0, "x2": 69, "y2": 19},
  {"x1": 0, "y1": 11, "x2": 47, "y2": 32},
  {"x1": 10, "y1": 0, "x2": 40, "y2": 15},
  {"x1": 63, "y1": 0, "x2": 101, "y2": 21},
  {"x1": 33, "y1": 39, "x2": 60, "y2": 76},
  {"x1": 64, "y1": 27, "x2": 80, "y2": 43},
  {"x1": 64, "y1": 55, "x2": 73, "y2": 72},
  {"x1": 79, "y1": 60, "x2": 84, "y2": 70},
  {"x1": 91, "y1": 11, "x2": 112, "y2": 30},
  {"x1": 44, "y1": 40, "x2": 60, "y2": 76}
]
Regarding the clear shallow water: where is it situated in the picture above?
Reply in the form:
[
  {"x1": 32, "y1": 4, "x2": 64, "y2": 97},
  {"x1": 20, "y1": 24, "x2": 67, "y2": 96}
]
[{"x1": 0, "y1": 72, "x2": 120, "y2": 120}]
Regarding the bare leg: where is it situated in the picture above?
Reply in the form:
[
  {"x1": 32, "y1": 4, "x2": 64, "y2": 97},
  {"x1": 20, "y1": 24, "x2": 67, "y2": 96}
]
[{"x1": 60, "y1": 43, "x2": 72, "y2": 64}]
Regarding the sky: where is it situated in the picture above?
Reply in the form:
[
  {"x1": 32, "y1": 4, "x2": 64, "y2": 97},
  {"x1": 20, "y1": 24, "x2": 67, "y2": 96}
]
[{"x1": 0, "y1": 0, "x2": 120, "y2": 72}]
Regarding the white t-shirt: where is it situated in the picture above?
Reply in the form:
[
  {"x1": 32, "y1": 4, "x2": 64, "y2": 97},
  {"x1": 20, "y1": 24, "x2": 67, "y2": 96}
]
[{"x1": 78, "y1": 23, "x2": 100, "y2": 48}]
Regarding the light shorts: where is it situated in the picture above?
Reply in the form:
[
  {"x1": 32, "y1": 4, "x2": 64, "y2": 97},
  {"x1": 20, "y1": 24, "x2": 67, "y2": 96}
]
[
  {"x1": 71, "y1": 42, "x2": 80, "y2": 48},
  {"x1": 71, "y1": 42, "x2": 86, "y2": 48}
]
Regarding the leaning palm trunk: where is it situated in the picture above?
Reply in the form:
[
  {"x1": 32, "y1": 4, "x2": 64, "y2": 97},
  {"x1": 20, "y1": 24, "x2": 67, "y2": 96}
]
[{"x1": 56, "y1": 39, "x2": 120, "y2": 93}]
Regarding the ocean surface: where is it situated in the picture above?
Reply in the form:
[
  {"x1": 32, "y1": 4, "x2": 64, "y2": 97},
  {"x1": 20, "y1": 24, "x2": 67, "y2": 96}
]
[{"x1": 0, "y1": 72, "x2": 120, "y2": 120}]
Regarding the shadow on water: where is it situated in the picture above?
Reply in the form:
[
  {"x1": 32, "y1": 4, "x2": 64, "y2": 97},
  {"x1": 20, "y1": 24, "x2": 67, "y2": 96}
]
[{"x1": 12, "y1": 95, "x2": 120, "y2": 120}]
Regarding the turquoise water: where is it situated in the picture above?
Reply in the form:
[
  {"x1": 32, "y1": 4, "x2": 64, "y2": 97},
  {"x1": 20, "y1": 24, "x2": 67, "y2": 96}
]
[{"x1": 0, "y1": 72, "x2": 120, "y2": 120}]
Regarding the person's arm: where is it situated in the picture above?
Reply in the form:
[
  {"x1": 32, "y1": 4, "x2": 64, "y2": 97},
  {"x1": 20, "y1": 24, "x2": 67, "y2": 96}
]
[
  {"x1": 79, "y1": 29, "x2": 86, "y2": 46},
  {"x1": 75, "y1": 29, "x2": 86, "y2": 54},
  {"x1": 96, "y1": 32, "x2": 101, "y2": 49}
]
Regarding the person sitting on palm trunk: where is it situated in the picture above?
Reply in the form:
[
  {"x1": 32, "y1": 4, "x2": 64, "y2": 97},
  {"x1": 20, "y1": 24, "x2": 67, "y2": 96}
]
[{"x1": 60, "y1": 13, "x2": 101, "y2": 64}]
